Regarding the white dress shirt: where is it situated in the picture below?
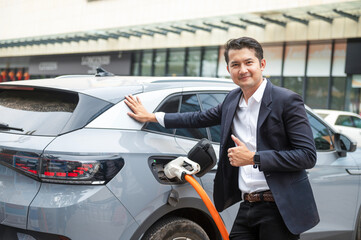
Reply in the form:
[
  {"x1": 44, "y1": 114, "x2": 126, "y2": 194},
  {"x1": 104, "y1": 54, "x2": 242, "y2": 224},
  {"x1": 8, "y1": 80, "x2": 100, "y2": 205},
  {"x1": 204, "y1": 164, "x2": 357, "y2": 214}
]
[
  {"x1": 232, "y1": 79, "x2": 269, "y2": 194},
  {"x1": 155, "y1": 79, "x2": 270, "y2": 194}
]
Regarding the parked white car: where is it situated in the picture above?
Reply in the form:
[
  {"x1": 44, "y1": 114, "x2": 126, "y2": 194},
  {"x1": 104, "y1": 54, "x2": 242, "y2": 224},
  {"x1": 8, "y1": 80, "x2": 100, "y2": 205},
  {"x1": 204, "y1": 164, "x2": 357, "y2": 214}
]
[{"x1": 314, "y1": 109, "x2": 361, "y2": 147}]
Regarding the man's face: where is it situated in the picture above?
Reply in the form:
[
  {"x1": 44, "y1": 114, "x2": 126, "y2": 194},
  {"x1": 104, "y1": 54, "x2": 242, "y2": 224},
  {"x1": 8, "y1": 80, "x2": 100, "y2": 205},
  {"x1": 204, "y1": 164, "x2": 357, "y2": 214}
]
[{"x1": 227, "y1": 48, "x2": 266, "y2": 93}]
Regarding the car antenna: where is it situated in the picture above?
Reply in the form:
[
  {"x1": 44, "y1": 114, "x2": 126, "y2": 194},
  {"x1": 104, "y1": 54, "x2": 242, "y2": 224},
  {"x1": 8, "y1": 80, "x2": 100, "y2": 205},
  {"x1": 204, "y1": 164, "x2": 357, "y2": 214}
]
[{"x1": 95, "y1": 67, "x2": 114, "y2": 77}]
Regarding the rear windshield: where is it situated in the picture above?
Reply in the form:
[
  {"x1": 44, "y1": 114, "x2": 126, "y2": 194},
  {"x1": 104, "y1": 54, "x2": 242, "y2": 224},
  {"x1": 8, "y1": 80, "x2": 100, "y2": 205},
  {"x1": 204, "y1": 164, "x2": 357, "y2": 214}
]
[{"x1": 0, "y1": 88, "x2": 112, "y2": 136}]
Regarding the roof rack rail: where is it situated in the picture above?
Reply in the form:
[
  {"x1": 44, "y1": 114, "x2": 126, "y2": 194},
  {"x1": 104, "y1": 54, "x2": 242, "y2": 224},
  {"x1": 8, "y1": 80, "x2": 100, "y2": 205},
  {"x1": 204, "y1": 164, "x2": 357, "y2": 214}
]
[{"x1": 95, "y1": 67, "x2": 114, "y2": 77}]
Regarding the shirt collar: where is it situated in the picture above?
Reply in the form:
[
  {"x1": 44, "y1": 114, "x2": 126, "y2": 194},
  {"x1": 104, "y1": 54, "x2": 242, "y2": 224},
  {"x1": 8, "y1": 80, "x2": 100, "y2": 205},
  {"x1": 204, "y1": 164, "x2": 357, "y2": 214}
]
[{"x1": 252, "y1": 78, "x2": 267, "y2": 103}]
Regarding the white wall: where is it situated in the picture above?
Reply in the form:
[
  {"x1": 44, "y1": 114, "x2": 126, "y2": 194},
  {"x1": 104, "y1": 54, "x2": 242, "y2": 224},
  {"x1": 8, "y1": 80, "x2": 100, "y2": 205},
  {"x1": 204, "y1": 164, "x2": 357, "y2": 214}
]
[{"x1": 0, "y1": 0, "x2": 360, "y2": 57}]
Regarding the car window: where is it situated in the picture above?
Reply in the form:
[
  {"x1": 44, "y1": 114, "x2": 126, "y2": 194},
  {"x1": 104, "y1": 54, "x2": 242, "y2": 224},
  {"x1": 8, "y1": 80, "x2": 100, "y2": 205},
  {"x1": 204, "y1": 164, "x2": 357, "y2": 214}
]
[
  {"x1": 143, "y1": 92, "x2": 227, "y2": 143},
  {"x1": 175, "y1": 94, "x2": 208, "y2": 139},
  {"x1": 307, "y1": 113, "x2": 335, "y2": 151},
  {"x1": 199, "y1": 93, "x2": 227, "y2": 142},
  {"x1": 351, "y1": 116, "x2": 361, "y2": 128},
  {"x1": 0, "y1": 89, "x2": 111, "y2": 136},
  {"x1": 335, "y1": 115, "x2": 353, "y2": 127},
  {"x1": 144, "y1": 95, "x2": 180, "y2": 134}
]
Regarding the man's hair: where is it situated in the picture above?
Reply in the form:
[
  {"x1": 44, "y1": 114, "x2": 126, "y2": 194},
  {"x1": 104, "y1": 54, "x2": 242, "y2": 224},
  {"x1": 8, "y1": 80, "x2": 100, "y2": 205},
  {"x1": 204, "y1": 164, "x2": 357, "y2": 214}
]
[{"x1": 224, "y1": 37, "x2": 264, "y2": 65}]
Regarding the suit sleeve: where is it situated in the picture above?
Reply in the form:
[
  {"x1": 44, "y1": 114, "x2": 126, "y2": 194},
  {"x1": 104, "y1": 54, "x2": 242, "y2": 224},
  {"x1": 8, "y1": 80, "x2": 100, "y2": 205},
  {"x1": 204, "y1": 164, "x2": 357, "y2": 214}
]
[
  {"x1": 164, "y1": 103, "x2": 222, "y2": 129},
  {"x1": 259, "y1": 93, "x2": 317, "y2": 172}
]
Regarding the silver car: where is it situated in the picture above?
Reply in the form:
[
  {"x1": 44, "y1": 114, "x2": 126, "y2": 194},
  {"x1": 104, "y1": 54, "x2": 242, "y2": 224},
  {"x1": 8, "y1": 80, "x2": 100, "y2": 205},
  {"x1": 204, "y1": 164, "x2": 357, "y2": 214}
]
[{"x1": 0, "y1": 73, "x2": 359, "y2": 240}]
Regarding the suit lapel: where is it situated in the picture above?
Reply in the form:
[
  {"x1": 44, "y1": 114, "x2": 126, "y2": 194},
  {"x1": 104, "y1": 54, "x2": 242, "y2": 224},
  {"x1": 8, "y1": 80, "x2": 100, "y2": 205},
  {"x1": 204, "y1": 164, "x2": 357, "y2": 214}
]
[
  {"x1": 221, "y1": 89, "x2": 242, "y2": 147},
  {"x1": 257, "y1": 80, "x2": 273, "y2": 130}
]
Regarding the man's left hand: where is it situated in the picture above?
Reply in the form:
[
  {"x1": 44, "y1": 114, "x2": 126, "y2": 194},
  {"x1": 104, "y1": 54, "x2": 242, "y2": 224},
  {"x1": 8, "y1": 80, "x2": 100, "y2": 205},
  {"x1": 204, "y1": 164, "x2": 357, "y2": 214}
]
[{"x1": 228, "y1": 135, "x2": 255, "y2": 167}]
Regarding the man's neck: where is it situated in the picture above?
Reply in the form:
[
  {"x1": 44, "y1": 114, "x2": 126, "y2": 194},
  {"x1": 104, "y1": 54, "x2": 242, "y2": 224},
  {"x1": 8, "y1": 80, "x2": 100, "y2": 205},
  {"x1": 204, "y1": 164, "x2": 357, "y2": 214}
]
[{"x1": 242, "y1": 79, "x2": 264, "y2": 104}]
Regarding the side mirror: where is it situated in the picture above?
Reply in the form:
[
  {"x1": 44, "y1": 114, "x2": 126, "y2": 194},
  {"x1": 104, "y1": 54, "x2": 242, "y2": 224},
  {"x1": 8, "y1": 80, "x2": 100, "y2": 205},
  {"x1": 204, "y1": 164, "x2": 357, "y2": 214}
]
[
  {"x1": 187, "y1": 138, "x2": 217, "y2": 177},
  {"x1": 334, "y1": 133, "x2": 357, "y2": 157}
]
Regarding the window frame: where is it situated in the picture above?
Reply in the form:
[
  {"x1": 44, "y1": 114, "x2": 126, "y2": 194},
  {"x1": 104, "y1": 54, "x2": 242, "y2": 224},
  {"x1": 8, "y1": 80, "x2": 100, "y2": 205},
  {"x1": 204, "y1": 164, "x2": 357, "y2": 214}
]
[
  {"x1": 307, "y1": 110, "x2": 336, "y2": 152},
  {"x1": 142, "y1": 90, "x2": 229, "y2": 143}
]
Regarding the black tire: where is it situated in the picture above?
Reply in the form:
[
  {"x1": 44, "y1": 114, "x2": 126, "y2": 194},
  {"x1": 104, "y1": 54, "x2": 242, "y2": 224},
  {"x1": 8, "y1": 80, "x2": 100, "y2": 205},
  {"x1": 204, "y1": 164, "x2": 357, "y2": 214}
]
[
  {"x1": 357, "y1": 216, "x2": 361, "y2": 240},
  {"x1": 142, "y1": 216, "x2": 210, "y2": 240}
]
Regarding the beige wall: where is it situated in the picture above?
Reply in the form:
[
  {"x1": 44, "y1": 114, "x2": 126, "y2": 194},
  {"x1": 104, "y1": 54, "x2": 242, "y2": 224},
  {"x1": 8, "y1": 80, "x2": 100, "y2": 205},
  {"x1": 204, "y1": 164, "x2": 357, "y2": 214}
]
[{"x1": 0, "y1": 0, "x2": 360, "y2": 57}]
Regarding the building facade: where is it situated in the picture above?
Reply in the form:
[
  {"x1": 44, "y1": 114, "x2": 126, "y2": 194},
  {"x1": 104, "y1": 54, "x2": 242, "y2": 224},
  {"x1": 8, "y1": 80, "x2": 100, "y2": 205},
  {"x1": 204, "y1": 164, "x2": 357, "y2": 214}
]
[{"x1": 1, "y1": 0, "x2": 361, "y2": 112}]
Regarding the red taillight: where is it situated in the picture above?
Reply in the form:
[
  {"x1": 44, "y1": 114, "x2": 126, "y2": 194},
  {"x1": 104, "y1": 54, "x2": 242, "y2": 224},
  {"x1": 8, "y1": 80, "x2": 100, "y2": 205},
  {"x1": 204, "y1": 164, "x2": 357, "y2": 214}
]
[
  {"x1": 39, "y1": 153, "x2": 124, "y2": 184},
  {"x1": 0, "y1": 149, "x2": 124, "y2": 185},
  {"x1": 0, "y1": 150, "x2": 40, "y2": 177}
]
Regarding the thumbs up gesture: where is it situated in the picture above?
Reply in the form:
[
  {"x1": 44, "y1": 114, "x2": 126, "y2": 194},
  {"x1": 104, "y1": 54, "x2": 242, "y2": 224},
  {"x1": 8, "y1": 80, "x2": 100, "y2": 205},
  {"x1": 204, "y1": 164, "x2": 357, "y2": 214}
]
[{"x1": 227, "y1": 135, "x2": 255, "y2": 167}]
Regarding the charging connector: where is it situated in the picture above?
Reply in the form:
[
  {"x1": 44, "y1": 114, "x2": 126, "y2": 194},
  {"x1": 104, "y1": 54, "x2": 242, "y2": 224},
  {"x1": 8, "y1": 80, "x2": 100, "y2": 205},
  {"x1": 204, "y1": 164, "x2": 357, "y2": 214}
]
[{"x1": 163, "y1": 157, "x2": 200, "y2": 181}]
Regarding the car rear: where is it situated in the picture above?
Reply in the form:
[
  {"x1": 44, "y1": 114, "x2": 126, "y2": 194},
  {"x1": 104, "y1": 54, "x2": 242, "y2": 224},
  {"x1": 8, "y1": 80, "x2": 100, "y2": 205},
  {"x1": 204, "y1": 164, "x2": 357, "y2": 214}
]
[{"x1": 0, "y1": 83, "x2": 138, "y2": 239}]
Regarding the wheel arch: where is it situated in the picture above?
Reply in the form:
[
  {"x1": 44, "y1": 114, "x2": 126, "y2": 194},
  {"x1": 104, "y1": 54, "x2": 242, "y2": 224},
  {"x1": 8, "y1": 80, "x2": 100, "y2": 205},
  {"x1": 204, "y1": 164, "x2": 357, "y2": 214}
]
[{"x1": 130, "y1": 197, "x2": 222, "y2": 240}]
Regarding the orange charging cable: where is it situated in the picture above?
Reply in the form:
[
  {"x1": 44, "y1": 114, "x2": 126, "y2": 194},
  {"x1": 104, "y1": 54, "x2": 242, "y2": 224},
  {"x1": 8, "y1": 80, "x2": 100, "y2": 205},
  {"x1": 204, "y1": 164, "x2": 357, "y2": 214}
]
[{"x1": 184, "y1": 175, "x2": 229, "y2": 240}]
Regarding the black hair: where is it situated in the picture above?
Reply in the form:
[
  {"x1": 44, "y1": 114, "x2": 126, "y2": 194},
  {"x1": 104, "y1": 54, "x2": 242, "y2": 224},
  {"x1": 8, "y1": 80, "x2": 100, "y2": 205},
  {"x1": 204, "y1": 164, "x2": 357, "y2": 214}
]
[{"x1": 224, "y1": 37, "x2": 264, "y2": 65}]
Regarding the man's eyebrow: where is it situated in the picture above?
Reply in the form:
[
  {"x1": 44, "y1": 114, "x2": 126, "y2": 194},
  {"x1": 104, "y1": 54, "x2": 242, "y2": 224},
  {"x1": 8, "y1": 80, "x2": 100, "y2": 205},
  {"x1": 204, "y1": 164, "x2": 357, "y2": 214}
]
[{"x1": 230, "y1": 58, "x2": 253, "y2": 64}]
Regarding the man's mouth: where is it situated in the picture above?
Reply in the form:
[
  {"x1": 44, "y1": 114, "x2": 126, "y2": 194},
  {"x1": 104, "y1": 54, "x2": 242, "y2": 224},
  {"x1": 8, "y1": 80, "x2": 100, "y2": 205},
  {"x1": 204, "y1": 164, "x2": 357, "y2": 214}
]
[{"x1": 239, "y1": 75, "x2": 251, "y2": 80}]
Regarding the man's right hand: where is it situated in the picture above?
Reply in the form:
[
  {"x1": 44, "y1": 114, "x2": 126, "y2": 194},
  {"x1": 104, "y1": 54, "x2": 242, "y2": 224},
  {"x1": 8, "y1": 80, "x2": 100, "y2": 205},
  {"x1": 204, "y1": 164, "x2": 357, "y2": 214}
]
[{"x1": 124, "y1": 95, "x2": 157, "y2": 123}]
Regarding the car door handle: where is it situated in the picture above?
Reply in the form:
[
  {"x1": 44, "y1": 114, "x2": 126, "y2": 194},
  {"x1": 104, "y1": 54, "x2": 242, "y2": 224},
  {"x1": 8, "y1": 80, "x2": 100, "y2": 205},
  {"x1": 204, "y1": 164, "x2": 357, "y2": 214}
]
[{"x1": 346, "y1": 169, "x2": 361, "y2": 175}]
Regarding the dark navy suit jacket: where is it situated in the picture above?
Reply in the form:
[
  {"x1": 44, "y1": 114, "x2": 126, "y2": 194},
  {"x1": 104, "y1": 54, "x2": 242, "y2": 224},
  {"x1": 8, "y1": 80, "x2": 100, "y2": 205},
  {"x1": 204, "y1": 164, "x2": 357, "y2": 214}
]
[{"x1": 164, "y1": 81, "x2": 320, "y2": 234}]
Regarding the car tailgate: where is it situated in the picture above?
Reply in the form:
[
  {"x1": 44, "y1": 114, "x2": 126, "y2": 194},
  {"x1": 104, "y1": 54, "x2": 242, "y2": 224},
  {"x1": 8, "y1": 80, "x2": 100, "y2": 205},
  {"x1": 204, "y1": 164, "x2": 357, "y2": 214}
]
[{"x1": 0, "y1": 132, "x2": 55, "y2": 229}]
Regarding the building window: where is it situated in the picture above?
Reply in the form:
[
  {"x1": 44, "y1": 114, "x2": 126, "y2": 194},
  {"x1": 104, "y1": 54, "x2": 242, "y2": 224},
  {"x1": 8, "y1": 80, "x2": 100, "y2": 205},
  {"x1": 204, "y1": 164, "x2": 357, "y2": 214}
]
[
  {"x1": 186, "y1": 48, "x2": 202, "y2": 76},
  {"x1": 284, "y1": 77, "x2": 304, "y2": 96},
  {"x1": 283, "y1": 44, "x2": 306, "y2": 96},
  {"x1": 331, "y1": 77, "x2": 347, "y2": 110},
  {"x1": 332, "y1": 42, "x2": 346, "y2": 77},
  {"x1": 168, "y1": 48, "x2": 185, "y2": 76},
  {"x1": 217, "y1": 47, "x2": 228, "y2": 78},
  {"x1": 202, "y1": 47, "x2": 218, "y2": 77},
  {"x1": 307, "y1": 43, "x2": 332, "y2": 77},
  {"x1": 131, "y1": 52, "x2": 141, "y2": 76},
  {"x1": 263, "y1": 45, "x2": 283, "y2": 78},
  {"x1": 154, "y1": 50, "x2": 167, "y2": 76},
  {"x1": 305, "y1": 43, "x2": 332, "y2": 109},
  {"x1": 306, "y1": 77, "x2": 329, "y2": 109},
  {"x1": 283, "y1": 44, "x2": 306, "y2": 77},
  {"x1": 141, "y1": 51, "x2": 153, "y2": 76}
]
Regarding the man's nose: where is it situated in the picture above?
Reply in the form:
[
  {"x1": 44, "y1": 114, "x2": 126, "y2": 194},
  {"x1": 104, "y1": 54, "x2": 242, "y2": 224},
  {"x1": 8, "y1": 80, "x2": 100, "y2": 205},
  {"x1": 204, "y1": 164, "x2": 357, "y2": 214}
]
[{"x1": 238, "y1": 65, "x2": 248, "y2": 74}]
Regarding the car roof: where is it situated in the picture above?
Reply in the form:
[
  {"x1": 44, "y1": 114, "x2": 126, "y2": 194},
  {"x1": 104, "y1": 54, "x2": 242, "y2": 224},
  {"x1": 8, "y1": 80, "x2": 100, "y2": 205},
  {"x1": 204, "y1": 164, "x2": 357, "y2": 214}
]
[
  {"x1": 0, "y1": 75, "x2": 235, "y2": 103},
  {"x1": 314, "y1": 109, "x2": 360, "y2": 117}
]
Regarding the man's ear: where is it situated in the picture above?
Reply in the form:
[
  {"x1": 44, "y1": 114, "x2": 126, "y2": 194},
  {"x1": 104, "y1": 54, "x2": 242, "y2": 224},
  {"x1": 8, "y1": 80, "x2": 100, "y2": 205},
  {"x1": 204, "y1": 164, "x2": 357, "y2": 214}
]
[
  {"x1": 226, "y1": 65, "x2": 230, "y2": 73},
  {"x1": 260, "y1": 58, "x2": 266, "y2": 71}
]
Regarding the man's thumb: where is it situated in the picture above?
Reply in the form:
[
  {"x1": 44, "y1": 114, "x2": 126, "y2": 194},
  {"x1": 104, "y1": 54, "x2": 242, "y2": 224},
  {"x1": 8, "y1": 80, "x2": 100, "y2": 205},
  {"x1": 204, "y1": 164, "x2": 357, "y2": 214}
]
[{"x1": 231, "y1": 134, "x2": 242, "y2": 146}]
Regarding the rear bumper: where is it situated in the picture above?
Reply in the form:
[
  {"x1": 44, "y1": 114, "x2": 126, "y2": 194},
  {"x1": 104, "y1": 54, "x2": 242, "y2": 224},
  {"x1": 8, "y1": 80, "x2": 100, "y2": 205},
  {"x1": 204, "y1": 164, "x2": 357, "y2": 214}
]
[
  {"x1": 0, "y1": 166, "x2": 138, "y2": 240},
  {"x1": 27, "y1": 183, "x2": 138, "y2": 240}
]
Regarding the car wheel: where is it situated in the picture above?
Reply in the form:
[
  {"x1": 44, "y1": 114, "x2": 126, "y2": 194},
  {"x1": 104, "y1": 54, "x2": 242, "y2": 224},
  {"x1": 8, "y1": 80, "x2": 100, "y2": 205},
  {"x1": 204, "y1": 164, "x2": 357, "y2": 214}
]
[{"x1": 142, "y1": 216, "x2": 210, "y2": 240}]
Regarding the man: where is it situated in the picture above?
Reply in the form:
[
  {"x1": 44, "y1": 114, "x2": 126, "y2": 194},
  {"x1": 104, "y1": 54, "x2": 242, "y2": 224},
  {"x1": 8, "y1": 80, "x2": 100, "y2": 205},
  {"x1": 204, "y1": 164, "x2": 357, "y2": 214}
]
[{"x1": 125, "y1": 37, "x2": 319, "y2": 240}]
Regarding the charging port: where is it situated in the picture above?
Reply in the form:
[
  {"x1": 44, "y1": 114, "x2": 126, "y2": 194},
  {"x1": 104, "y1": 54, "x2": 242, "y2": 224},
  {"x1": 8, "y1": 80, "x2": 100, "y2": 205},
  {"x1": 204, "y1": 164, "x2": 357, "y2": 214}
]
[{"x1": 148, "y1": 156, "x2": 185, "y2": 185}]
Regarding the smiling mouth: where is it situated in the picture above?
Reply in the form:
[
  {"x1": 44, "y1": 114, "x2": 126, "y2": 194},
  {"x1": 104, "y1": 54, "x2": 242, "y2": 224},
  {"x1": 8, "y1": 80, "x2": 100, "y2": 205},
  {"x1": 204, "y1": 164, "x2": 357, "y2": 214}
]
[{"x1": 239, "y1": 75, "x2": 250, "y2": 80}]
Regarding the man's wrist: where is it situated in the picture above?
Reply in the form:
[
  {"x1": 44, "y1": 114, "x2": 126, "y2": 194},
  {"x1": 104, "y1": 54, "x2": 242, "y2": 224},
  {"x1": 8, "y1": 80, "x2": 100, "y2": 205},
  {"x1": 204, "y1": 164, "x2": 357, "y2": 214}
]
[{"x1": 148, "y1": 113, "x2": 157, "y2": 122}]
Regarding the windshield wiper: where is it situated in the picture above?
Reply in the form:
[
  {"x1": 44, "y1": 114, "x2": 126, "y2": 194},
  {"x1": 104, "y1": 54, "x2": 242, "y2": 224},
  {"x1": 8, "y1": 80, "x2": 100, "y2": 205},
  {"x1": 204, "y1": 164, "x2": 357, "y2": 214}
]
[{"x1": 0, "y1": 123, "x2": 24, "y2": 132}]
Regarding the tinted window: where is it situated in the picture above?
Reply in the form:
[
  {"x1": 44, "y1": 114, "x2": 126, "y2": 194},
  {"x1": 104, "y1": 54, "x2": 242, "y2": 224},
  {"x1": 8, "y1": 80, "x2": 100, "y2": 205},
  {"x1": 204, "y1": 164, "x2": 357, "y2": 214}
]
[
  {"x1": 175, "y1": 94, "x2": 208, "y2": 139},
  {"x1": 199, "y1": 93, "x2": 227, "y2": 142},
  {"x1": 351, "y1": 116, "x2": 361, "y2": 128},
  {"x1": 0, "y1": 89, "x2": 111, "y2": 136},
  {"x1": 144, "y1": 95, "x2": 180, "y2": 134},
  {"x1": 307, "y1": 113, "x2": 334, "y2": 151},
  {"x1": 335, "y1": 115, "x2": 353, "y2": 127}
]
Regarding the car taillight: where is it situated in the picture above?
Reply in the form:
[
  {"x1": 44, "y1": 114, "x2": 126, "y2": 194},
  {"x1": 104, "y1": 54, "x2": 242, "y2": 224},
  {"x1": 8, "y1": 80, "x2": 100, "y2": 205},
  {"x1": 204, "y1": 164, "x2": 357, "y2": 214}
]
[
  {"x1": 0, "y1": 149, "x2": 40, "y2": 178},
  {"x1": 39, "y1": 153, "x2": 124, "y2": 184},
  {"x1": 0, "y1": 148, "x2": 124, "y2": 185}
]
